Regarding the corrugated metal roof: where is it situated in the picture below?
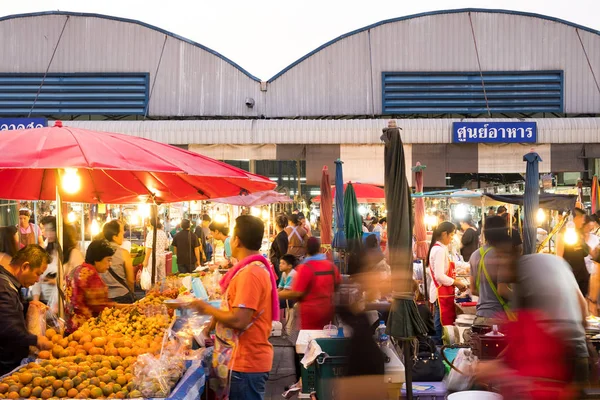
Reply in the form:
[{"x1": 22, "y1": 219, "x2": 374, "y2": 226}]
[
  {"x1": 265, "y1": 10, "x2": 600, "y2": 116},
  {"x1": 64, "y1": 118, "x2": 600, "y2": 145},
  {"x1": 0, "y1": 12, "x2": 262, "y2": 117}
]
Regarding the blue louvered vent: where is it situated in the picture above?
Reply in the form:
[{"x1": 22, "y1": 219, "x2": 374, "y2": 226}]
[
  {"x1": 382, "y1": 71, "x2": 563, "y2": 114},
  {"x1": 0, "y1": 73, "x2": 149, "y2": 116}
]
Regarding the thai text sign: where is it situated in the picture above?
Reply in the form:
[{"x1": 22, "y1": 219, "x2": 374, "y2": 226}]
[
  {"x1": 0, "y1": 118, "x2": 47, "y2": 131},
  {"x1": 452, "y1": 122, "x2": 536, "y2": 143}
]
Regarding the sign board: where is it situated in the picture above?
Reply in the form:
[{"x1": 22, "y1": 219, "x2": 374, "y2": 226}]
[
  {"x1": 452, "y1": 122, "x2": 536, "y2": 144},
  {"x1": 0, "y1": 118, "x2": 48, "y2": 131}
]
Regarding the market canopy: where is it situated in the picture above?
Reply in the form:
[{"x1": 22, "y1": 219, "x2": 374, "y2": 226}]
[
  {"x1": 0, "y1": 123, "x2": 275, "y2": 204},
  {"x1": 312, "y1": 182, "x2": 385, "y2": 204},
  {"x1": 210, "y1": 190, "x2": 292, "y2": 207},
  {"x1": 486, "y1": 193, "x2": 578, "y2": 211}
]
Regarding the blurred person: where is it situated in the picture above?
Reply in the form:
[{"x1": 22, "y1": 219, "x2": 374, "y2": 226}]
[
  {"x1": 175, "y1": 215, "x2": 277, "y2": 400},
  {"x1": 427, "y1": 221, "x2": 467, "y2": 343},
  {"x1": 0, "y1": 226, "x2": 18, "y2": 268},
  {"x1": 209, "y1": 222, "x2": 234, "y2": 266},
  {"x1": 475, "y1": 251, "x2": 589, "y2": 398},
  {"x1": 583, "y1": 215, "x2": 600, "y2": 314},
  {"x1": 269, "y1": 214, "x2": 289, "y2": 281},
  {"x1": 172, "y1": 219, "x2": 200, "y2": 274},
  {"x1": 143, "y1": 221, "x2": 170, "y2": 284},
  {"x1": 0, "y1": 245, "x2": 53, "y2": 375},
  {"x1": 279, "y1": 237, "x2": 341, "y2": 395},
  {"x1": 278, "y1": 254, "x2": 298, "y2": 307},
  {"x1": 557, "y1": 208, "x2": 592, "y2": 297},
  {"x1": 100, "y1": 220, "x2": 135, "y2": 303},
  {"x1": 65, "y1": 239, "x2": 125, "y2": 334},
  {"x1": 285, "y1": 214, "x2": 308, "y2": 259},
  {"x1": 297, "y1": 212, "x2": 312, "y2": 236},
  {"x1": 17, "y1": 208, "x2": 44, "y2": 247},
  {"x1": 31, "y1": 217, "x2": 83, "y2": 308},
  {"x1": 469, "y1": 216, "x2": 514, "y2": 327},
  {"x1": 460, "y1": 215, "x2": 479, "y2": 262},
  {"x1": 280, "y1": 237, "x2": 341, "y2": 329},
  {"x1": 195, "y1": 214, "x2": 212, "y2": 264},
  {"x1": 497, "y1": 206, "x2": 523, "y2": 253}
]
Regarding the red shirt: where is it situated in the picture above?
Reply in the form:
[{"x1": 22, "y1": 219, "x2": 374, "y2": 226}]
[{"x1": 293, "y1": 257, "x2": 341, "y2": 330}]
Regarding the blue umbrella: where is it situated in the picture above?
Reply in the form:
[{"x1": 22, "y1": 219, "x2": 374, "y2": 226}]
[
  {"x1": 332, "y1": 159, "x2": 346, "y2": 249},
  {"x1": 523, "y1": 152, "x2": 542, "y2": 254}
]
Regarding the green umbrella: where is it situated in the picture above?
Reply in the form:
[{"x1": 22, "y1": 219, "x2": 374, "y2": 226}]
[
  {"x1": 344, "y1": 182, "x2": 363, "y2": 274},
  {"x1": 382, "y1": 122, "x2": 427, "y2": 400}
]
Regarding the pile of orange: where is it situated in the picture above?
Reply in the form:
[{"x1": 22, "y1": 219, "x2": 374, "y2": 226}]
[{"x1": 0, "y1": 301, "x2": 175, "y2": 399}]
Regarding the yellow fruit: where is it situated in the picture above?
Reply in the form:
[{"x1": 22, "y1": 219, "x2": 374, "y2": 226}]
[
  {"x1": 17, "y1": 372, "x2": 32, "y2": 385},
  {"x1": 31, "y1": 386, "x2": 43, "y2": 398},
  {"x1": 90, "y1": 387, "x2": 103, "y2": 398},
  {"x1": 45, "y1": 328, "x2": 57, "y2": 340},
  {"x1": 41, "y1": 388, "x2": 53, "y2": 399},
  {"x1": 92, "y1": 337, "x2": 107, "y2": 347},
  {"x1": 18, "y1": 387, "x2": 31, "y2": 398}
]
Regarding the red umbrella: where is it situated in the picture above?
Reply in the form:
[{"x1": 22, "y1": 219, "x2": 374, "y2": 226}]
[
  {"x1": 320, "y1": 166, "x2": 333, "y2": 246},
  {"x1": 211, "y1": 190, "x2": 292, "y2": 207},
  {"x1": 0, "y1": 122, "x2": 275, "y2": 203},
  {"x1": 312, "y1": 183, "x2": 385, "y2": 204},
  {"x1": 412, "y1": 162, "x2": 428, "y2": 260}
]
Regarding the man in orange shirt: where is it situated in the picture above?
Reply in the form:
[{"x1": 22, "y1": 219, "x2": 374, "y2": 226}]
[{"x1": 186, "y1": 215, "x2": 278, "y2": 400}]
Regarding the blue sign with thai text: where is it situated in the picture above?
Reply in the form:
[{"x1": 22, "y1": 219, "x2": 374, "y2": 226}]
[
  {"x1": 452, "y1": 122, "x2": 537, "y2": 144},
  {"x1": 0, "y1": 118, "x2": 47, "y2": 131}
]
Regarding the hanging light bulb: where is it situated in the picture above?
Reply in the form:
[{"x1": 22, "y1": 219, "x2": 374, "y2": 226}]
[
  {"x1": 250, "y1": 207, "x2": 261, "y2": 217},
  {"x1": 62, "y1": 168, "x2": 81, "y2": 194},
  {"x1": 67, "y1": 211, "x2": 77, "y2": 223},
  {"x1": 215, "y1": 214, "x2": 227, "y2": 224},
  {"x1": 90, "y1": 219, "x2": 100, "y2": 237},
  {"x1": 536, "y1": 208, "x2": 546, "y2": 225},
  {"x1": 261, "y1": 209, "x2": 269, "y2": 220},
  {"x1": 564, "y1": 221, "x2": 578, "y2": 246}
]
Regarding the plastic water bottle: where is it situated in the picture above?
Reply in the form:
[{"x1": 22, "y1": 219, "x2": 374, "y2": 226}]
[{"x1": 375, "y1": 321, "x2": 388, "y2": 347}]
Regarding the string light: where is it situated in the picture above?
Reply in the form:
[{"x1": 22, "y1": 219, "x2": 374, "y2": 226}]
[
  {"x1": 536, "y1": 208, "x2": 546, "y2": 225},
  {"x1": 62, "y1": 168, "x2": 81, "y2": 194},
  {"x1": 564, "y1": 222, "x2": 578, "y2": 246},
  {"x1": 90, "y1": 219, "x2": 100, "y2": 237}
]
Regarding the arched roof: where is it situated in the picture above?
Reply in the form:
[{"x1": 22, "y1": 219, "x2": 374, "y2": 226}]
[
  {"x1": 268, "y1": 8, "x2": 600, "y2": 83},
  {"x1": 0, "y1": 10, "x2": 261, "y2": 82}
]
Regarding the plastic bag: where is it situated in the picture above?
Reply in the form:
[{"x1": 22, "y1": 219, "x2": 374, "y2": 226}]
[
  {"x1": 141, "y1": 265, "x2": 152, "y2": 291},
  {"x1": 133, "y1": 341, "x2": 186, "y2": 397},
  {"x1": 445, "y1": 348, "x2": 478, "y2": 391},
  {"x1": 26, "y1": 302, "x2": 46, "y2": 337}
]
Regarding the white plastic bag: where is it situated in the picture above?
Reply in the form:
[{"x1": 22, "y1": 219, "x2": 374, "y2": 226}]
[
  {"x1": 141, "y1": 266, "x2": 152, "y2": 291},
  {"x1": 445, "y1": 348, "x2": 478, "y2": 392}
]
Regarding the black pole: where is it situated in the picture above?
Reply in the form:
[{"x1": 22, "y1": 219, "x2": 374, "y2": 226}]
[
  {"x1": 403, "y1": 340, "x2": 413, "y2": 400},
  {"x1": 151, "y1": 204, "x2": 158, "y2": 286}
]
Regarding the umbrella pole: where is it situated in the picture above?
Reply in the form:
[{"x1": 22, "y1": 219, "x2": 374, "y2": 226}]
[
  {"x1": 55, "y1": 184, "x2": 65, "y2": 320},
  {"x1": 80, "y1": 203, "x2": 85, "y2": 250},
  {"x1": 151, "y1": 204, "x2": 158, "y2": 286},
  {"x1": 403, "y1": 339, "x2": 414, "y2": 400}
]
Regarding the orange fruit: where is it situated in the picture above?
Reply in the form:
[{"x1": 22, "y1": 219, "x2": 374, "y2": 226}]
[
  {"x1": 45, "y1": 328, "x2": 57, "y2": 340},
  {"x1": 92, "y1": 337, "x2": 107, "y2": 347},
  {"x1": 68, "y1": 341, "x2": 79, "y2": 348},
  {"x1": 55, "y1": 387, "x2": 67, "y2": 398},
  {"x1": 18, "y1": 387, "x2": 31, "y2": 398},
  {"x1": 90, "y1": 329, "x2": 102, "y2": 339},
  {"x1": 79, "y1": 334, "x2": 92, "y2": 345},
  {"x1": 51, "y1": 346, "x2": 63, "y2": 359},
  {"x1": 40, "y1": 388, "x2": 53, "y2": 399},
  {"x1": 59, "y1": 338, "x2": 69, "y2": 348},
  {"x1": 6, "y1": 392, "x2": 18, "y2": 400},
  {"x1": 67, "y1": 388, "x2": 79, "y2": 398},
  {"x1": 52, "y1": 379, "x2": 63, "y2": 390},
  {"x1": 31, "y1": 386, "x2": 43, "y2": 398},
  {"x1": 0, "y1": 384, "x2": 8, "y2": 394},
  {"x1": 90, "y1": 387, "x2": 103, "y2": 399},
  {"x1": 17, "y1": 372, "x2": 32, "y2": 385}
]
